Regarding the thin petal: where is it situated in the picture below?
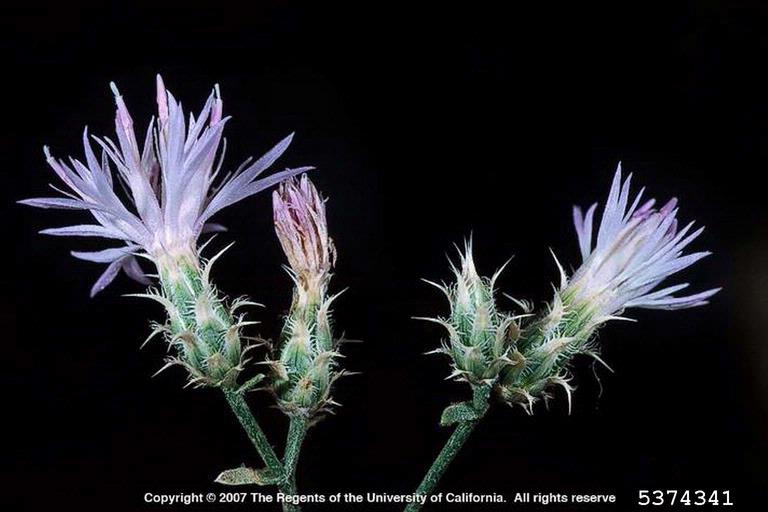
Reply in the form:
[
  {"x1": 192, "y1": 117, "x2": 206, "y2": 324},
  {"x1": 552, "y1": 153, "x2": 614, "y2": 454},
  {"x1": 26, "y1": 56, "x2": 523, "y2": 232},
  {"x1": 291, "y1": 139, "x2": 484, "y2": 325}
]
[
  {"x1": 122, "y1": 256, "x2": 152, "y2": 285},
  {"x1": 90, "y1": 258, "x2": 123, "y2": 297},
  {"x1": 201, "y1": 223, "x2": 228, "y2": 234},
  {"x1": 18, "y1": 197, "x2": 101, "y2": 210},
  {"x1": 71, "y1": 246, "x2": 138, "y2": 263},
  {"x1": 40, "y1": 225, "x2": 129, "y2": 240}
]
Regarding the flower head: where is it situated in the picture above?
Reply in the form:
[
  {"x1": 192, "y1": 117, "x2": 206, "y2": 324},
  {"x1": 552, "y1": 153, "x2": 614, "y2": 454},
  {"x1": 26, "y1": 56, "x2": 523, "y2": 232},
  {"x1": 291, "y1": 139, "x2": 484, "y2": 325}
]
[
  {"x1": 496, "y1": 164, "x2": 721, "y2": 413},
  {"x1": 21, "y1": 75, "x2": 311, "y2": 296},
  {"x1": 273, "y1": 174, "x2": 336, "y2": 296},
  {"x1": 269, "y1": 175, "x2": 344, "y2": 418},
  {"x1": 564, "y1": 163, "x2": 720, "y2": 323},
  {"x1": 420, "y1": 241, "x2": 522, "y2": 386}
]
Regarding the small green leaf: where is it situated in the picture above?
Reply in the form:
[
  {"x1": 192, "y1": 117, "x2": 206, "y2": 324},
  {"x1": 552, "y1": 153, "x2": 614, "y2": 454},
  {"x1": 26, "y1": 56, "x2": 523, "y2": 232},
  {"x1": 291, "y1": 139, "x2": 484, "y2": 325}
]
[
  {"x1": 214, "y1": 466, "x2": 282, "y2": 486},
  {"x1": 237, "y1": 374, "x2": 265, "y2": 393},
  {"x1": 440, "y1": 402, "x2": 480, "y2": 426}
]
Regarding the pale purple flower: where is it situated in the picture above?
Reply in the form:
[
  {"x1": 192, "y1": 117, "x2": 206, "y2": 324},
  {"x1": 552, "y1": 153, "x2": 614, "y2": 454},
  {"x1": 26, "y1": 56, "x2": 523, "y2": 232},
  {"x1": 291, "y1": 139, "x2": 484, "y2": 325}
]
[
  {"x1": 563, "y1": 163, "x2": 720, "y2": 320},
  {"x1": 21, "y1": 76, "x2": 311, "y2": 296},
  {"x1": 273, "y1": 174, "x2": 336, "y2": 282}
]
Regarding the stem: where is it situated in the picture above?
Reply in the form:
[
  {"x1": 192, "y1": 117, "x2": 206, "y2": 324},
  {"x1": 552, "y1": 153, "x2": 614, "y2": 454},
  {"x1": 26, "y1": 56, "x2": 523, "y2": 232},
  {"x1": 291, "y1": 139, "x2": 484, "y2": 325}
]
[
  {"x1": 222, "y1": 389, "x2": 284, "y2": 475},
  {"x1": 222, "y1": 390, "x2": 304, "y2": 512},
  {"x1": 283, "y1": 416, "x2": 310, "y2": 496},
  {"x1": 405, "y1": 420, "x2": 479, "y2": 512},
  {"x1": 405, "y1": 385, "x2": 491, "y2": 512}
]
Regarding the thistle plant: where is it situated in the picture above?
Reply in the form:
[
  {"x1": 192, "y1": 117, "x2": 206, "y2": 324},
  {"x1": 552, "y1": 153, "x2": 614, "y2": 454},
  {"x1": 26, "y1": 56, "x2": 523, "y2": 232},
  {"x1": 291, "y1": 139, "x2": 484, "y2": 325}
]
[
  {"x1": 20, "y1": 75, "x2": 721, "y2": 512},
  {"x1": 406, "y1": 165, "x2": 720, "y2": 511},
  {"x1": 20, "y1": 76, "x2": 314, "y2": 508}
]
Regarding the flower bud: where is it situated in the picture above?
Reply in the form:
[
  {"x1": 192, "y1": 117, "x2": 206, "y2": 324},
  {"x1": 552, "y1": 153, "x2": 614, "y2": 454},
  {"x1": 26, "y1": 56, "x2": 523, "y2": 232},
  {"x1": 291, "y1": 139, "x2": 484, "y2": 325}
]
[
  {"x1": 270, "y1": 175, "x2": 345, "y2": 418},
  {"x1": 273, "y1": 174, "x2": 336, "y2": 302},
  {"x1": 422, "y1": 241, "x2": 520, "y2": 386}
]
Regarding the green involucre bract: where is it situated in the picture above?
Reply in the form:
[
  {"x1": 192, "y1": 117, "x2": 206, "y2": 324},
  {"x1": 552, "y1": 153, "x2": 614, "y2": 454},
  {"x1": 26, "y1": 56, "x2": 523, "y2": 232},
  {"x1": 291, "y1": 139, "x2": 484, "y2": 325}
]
[{"x1": 137, "y1": 244, "x2": 260, "y2": 389}]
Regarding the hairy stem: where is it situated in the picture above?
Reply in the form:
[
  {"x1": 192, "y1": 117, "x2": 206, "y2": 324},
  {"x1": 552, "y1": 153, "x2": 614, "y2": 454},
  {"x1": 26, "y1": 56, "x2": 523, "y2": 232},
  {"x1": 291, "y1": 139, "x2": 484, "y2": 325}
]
[
  {"x1": 223, "y1": 390, "x2": 306, "y2": 511},
  {"x1": 283, "y1": 416, "x2": 310, "y2": 497},
  {"x1": 405, "y1": 420, "x2": 479, "y2": 512},
  {"x1": 405, "y1": 385, "x2": 490, "y2": 511},
  {"x1": 222, "y1": 389, "x2": 284, "y2": 475}
]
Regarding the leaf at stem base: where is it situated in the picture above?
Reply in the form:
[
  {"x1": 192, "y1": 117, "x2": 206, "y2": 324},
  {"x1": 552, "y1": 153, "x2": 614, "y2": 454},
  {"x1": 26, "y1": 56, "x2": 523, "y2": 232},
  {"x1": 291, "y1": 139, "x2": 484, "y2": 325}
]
[{"x1": 215, "y1": 466, "x2": 282, "y2": 486}]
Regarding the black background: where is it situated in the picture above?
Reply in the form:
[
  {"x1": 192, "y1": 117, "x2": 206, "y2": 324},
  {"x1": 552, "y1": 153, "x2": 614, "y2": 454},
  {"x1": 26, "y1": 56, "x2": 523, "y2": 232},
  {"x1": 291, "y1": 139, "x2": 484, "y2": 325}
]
[{"x1": 3, "y1": 2, "x2": 767, "y2": 511}]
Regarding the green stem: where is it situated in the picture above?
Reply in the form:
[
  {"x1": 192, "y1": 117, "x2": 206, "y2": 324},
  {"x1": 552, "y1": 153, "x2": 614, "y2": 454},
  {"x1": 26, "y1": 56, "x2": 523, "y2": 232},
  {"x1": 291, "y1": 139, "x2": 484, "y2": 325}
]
[
  {"x1": 222, "y1": 389, "x2": 284, "y2": 475},
  {"x1": 405, "y1": 420, "x2": 479, "y2": 512},
  {"x1": 222, "y1": 390, "x2": 305, "y2": 512},
  {"x1": 405, "y1": 385, "x2": 491, "y2": 512},
  {"x1": 283, "y1": 416, "x2": 310, "y2": 496}
]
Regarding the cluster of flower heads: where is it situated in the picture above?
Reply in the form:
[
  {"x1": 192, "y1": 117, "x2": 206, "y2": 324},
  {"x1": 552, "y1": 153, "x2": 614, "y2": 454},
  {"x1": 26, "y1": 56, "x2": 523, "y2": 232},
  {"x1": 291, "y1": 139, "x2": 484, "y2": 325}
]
[
  {"x1": 20, "y1": 77, "x2": 345, "y2": 402},
  {"x1": 425, "y1": 164, "x2": 720, "y2": 413},
  {"x1": 21, "y1": 76, "x2": 719, "y2": 417}
]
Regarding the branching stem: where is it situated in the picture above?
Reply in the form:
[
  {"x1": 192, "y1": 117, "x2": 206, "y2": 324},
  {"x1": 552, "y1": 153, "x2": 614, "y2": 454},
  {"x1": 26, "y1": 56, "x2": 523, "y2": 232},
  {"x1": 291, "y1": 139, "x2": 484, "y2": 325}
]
[
  {"x1": 223, "y1": 390, "x2": 284, "y2": 471},
  {"x1": 222, "y1": 390, "x2": 309, "y2": 512}
]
